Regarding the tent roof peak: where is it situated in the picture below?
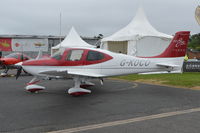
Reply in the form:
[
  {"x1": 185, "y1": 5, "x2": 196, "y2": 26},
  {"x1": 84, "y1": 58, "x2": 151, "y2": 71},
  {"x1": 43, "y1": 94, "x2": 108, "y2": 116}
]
[
  {"x1": 102, "y1": 7, "x2": 172, "y2": 42},
  {"x1": 52, "y1": 27, "x2": 94, "y2": 49}
]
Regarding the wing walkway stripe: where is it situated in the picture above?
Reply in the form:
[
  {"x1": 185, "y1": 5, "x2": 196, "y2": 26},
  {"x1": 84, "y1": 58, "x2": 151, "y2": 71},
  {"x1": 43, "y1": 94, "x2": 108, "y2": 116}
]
[{"x1": 49, "y1": 107, "x2": 200, "y2": 133}]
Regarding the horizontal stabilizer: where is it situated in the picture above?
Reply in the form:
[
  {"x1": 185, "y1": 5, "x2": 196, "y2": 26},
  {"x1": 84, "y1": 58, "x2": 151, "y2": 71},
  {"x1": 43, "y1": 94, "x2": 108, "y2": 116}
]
[
  {"x1": 139, "y1": 70, "x2": 182, "y2": 75},
  {"x1": 156, "y1": 63, "x2": 179, "y2": 68}
]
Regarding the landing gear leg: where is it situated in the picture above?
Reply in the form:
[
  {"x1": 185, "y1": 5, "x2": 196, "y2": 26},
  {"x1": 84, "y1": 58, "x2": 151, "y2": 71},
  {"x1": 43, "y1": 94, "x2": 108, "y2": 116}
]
[
  {"x1": 23, "y1": 69, "x2": 28, "y2": 74},
  {"x1": 25, "y1": 77, "x2": 45, "y2": 93},
  {"x1": 68, "y1": 76, "x2": 91, "y2": 96}
]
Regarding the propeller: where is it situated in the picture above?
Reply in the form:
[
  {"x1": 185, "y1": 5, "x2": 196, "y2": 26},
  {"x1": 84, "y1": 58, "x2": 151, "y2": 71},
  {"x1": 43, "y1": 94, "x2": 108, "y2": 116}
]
[
  {"x1": 15, "y1": 62, "x2": 23, "y2": 80},
  {"x1": 16, "y1": 66, "x2": 22, "y2": 80}
]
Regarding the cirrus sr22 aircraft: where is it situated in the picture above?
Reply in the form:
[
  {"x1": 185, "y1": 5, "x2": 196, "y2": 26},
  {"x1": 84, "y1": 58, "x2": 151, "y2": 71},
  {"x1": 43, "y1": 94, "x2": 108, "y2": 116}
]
[{"x1": 16, "y1": 31, "x2": 190, "y2": 96}]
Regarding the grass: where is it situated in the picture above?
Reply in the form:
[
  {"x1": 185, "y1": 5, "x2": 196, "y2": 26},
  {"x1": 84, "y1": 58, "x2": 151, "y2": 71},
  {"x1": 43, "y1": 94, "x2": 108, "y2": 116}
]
[{"x1": 115, "y1": 72, "x2": 200, "y2": 88}]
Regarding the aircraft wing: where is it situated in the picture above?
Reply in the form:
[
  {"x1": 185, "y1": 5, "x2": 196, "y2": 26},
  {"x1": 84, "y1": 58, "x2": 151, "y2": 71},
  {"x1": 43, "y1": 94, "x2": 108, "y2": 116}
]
[
  {"x1": 156, "y1": 63, "x2": 179, "y2": 68},
  {"x1": 39, "y1": 69, "x2": 105, "y2": 78},
  {"x1": 39, "y1": 69, "x2": 68, "y2": 77}
]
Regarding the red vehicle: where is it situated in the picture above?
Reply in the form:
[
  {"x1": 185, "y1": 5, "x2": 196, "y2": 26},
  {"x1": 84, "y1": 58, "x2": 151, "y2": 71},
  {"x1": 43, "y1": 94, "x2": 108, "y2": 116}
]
[{"x1": 0, "y1": 53, "x2": 30, "y2": 76}]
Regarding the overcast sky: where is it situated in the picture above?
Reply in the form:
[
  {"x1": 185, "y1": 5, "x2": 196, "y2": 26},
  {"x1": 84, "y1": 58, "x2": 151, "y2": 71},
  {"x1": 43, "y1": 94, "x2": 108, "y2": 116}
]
[{"x1": 0, "y1": 0, "x2": 199, "y2": 37}]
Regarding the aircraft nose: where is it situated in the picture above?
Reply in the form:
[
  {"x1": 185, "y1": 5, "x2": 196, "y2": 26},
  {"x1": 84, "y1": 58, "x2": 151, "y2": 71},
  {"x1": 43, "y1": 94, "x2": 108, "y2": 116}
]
[{"x1": 15, "y1": 62, "x2": 23, "y2": 67}]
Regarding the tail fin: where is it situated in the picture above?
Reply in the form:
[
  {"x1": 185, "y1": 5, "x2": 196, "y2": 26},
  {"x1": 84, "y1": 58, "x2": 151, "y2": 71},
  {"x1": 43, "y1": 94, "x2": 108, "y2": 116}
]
[{"x1": 152, "y1": 31, "x2": 190, "y2": 58}]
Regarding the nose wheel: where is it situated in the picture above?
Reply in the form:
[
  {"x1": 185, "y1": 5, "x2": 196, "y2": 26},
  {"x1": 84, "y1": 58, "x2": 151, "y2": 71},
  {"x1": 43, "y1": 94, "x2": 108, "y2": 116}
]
[
  {"x1": 26, "y1": 77, "x2": 45, "y2": 93},
  {"x1": 26, "y1": 84, "x2": 45, "y2": 93}
]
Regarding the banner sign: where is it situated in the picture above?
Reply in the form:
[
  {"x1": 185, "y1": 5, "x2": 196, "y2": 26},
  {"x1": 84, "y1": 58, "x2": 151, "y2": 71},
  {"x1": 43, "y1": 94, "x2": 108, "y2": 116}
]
[
  {"x1": 0, "y1": 38, "x2": 12, "y2": 51},
  {"x1": 183, "y1": 61, "x2": 200, "y2": 72},
  {"x1": 12, "y1": 39, "x2": 48, "y2": 52}
]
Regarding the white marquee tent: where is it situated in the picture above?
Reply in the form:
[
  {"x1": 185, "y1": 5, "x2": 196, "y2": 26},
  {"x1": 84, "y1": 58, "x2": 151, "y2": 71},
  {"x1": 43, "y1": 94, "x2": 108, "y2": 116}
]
[
  {"x1": 101, "y1": 8, "x2": 173, "y2": 57},
  {"x1": 51, "y1": 27, "x2": 95, "y2": 54}
]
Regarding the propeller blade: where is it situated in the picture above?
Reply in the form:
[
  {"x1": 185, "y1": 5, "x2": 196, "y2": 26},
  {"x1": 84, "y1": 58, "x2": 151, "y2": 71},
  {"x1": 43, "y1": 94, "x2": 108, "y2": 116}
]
[{"x1": 16, "y1": 67, "x2": 22, "y2": 80}]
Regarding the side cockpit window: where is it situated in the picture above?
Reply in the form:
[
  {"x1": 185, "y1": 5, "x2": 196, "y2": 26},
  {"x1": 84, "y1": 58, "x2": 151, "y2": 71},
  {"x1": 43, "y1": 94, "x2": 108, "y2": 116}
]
[
  {"x1": 51, "y1": 49, "x2": 66, "y2": 60},
  {"x1": 67, "y1": 50, "x2": 84, "y2": 61},
  {"x1": 86, "y1": 51, "x2": 104, "y2": 61}
]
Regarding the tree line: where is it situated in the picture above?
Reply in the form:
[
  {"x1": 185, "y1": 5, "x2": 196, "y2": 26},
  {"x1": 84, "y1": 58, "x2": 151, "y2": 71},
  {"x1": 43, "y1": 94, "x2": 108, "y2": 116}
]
[{"x1": 188, "y1": 33, "x2": 200, "y2": 51}]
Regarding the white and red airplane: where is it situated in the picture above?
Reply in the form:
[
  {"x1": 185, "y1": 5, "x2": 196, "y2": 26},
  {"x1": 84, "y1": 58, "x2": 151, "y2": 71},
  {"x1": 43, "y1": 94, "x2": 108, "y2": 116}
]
[{"x1": 16, "y1": 31, "x2": 190, "y2": 96}]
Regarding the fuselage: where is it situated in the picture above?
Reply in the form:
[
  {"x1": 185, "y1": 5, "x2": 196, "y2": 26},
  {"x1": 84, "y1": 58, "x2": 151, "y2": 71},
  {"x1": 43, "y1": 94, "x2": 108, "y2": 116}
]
[{"x1": 22, "y1": 47, "x2": 183, "y2": 78}]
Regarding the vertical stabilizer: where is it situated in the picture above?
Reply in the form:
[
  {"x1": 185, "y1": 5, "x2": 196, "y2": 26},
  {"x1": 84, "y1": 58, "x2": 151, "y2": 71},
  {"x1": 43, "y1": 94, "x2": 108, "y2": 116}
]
[{"x1": 151, "y1": 31, "x2": 190, "y2": 58}]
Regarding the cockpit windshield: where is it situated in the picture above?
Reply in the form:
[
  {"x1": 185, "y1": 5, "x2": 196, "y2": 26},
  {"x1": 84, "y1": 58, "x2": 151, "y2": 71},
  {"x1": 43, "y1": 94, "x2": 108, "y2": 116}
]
[
  {"x1": 51, "y1": 52, "x2": 62, "y2": 60},
  {"x1": 5, "y1": 53, "x2": 18, "y2": 59}
]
